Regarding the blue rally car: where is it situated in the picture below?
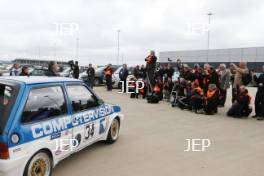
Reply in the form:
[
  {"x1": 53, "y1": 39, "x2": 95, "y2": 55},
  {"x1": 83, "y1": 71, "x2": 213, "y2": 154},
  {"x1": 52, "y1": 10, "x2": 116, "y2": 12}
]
[{"x1": 0, "y1": 76, "x2": 124, "y2": 176}]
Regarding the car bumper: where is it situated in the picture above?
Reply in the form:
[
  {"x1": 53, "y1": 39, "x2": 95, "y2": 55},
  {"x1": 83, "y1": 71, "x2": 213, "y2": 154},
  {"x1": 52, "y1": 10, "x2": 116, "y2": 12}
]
[{"x1": 0, "y1": 155, "x2": 27, "y2": 176}]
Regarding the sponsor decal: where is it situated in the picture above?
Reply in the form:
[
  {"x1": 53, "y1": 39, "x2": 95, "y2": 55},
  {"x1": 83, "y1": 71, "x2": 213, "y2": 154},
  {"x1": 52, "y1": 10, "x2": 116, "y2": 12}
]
[
  {"x1": 30, "y1": 105, "x2": 114, "y2": 139},
  {"x1": 99, "y1": 118, "x2": 106, "y2": 134},
  {"x1": 51, "y1": 132, "x2": 61, "y2": 140},
  {"x1": 13, "y1": 148, "x2": 21, "y2": 153},
  {"x1": 85, "y1": 123, "x2": 95, "y2": 140}
]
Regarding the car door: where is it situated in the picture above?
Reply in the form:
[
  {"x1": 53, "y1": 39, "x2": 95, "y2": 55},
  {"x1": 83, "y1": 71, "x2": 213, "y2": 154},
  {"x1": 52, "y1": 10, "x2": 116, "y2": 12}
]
[
  {"x1": 20, "y1": 85, "x2": 73, "y2": 160},
  {"x1": 65, "y1": 83, "x2": 105, "y2": 150}
]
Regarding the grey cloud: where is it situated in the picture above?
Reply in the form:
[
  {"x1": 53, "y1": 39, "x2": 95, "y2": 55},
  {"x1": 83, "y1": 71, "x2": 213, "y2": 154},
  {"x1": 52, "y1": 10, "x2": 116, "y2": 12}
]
[{"x1": 0, "y1": 0, "x2": 264, "y2": 66}]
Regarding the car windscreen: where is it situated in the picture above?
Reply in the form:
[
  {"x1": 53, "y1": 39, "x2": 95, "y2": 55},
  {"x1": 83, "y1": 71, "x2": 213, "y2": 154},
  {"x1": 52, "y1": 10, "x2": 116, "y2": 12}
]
[{"x1": 0, "y1": 82, "x2": 19, "y2": 134}]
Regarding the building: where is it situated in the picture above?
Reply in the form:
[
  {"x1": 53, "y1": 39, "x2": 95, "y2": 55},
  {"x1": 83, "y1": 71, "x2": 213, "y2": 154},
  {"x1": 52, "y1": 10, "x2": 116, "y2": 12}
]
[
  {"x1": 159, "y1": 47, "x2": 264, "y2": 71},
  {"x1": 13, "y1": 58, "x2": 69, "y2": 67}
]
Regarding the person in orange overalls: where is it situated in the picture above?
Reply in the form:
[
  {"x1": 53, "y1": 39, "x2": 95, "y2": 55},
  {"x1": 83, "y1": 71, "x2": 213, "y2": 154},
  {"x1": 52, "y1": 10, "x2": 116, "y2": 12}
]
[
  {"x1": 104, "y1": 64, "x2": 113, "y2": 91},
  {"x1": 227, "y1": 85, "x2": 252, "y2": 118},
  {"x1": 190, "y1": 81, "x2": 204, "y2": 113},
  {"x1": 204, "y1": 84, "x2": 219, "y2": 115},
  {"x1": 153, "y1": 79, "x2": 163, "y2": 101}
]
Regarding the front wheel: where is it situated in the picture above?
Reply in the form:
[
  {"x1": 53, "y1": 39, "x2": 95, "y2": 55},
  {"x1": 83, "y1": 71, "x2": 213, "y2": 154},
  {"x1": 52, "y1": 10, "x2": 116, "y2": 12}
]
[
  {"x1": 24, "y1": 151, "x2": 52, "y2": 176},
  {"x1": 106, "y1": 118, "x2": 120, "y2": 144}
]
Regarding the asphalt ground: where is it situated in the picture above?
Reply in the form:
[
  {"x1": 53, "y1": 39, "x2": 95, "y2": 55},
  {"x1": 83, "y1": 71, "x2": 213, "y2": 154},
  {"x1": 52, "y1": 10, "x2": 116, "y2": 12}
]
[{"x1": 53, "y1": 86, "x2": 264, "y2": 176}]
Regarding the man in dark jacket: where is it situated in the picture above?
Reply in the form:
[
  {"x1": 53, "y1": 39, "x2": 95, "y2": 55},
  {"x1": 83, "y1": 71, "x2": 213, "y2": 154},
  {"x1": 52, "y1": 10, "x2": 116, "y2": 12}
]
[
  {"x1": 133, "y1": 65, "x2": 140, "y2": 79},
  {"x1": 155, "y1": 65, "x2": 165, "y2": 81},
  {"x1": 86, "y1": 64, "x2": 95, "y2": 89},
  {"x1": 119, "y1": 64, "x2": 129, "y2": 92},
  {"x1": 253, "y1": 65, "x2": 264, "y2": 120},
  {"x1": 46, "y1": 61, "x2": 59, "y2": 77},
  {"x1": 208, "y1": 67, "x2": 220, "y2": 88},
  {"x1": 165, "y1": 64, "x2": 175, "y2": 80},
  {"x1": 176, "y1": 59, "x2": 184, "y2": 77},
  {"x1": 73, "y1": 61, "x2": 80, "y2": 79},
  {"x1": 139, "y1": 65, "x2": 146, "y2": 79}
]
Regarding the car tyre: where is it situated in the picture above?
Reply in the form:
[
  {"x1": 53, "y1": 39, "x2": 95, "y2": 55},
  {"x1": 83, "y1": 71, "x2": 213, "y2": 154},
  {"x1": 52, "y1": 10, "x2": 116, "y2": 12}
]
[
  {"x1": 106, "y1": 118, "x2": 120, "y2": 144},
  {"x1": 24, "y1": 151, "x2": 52, "y2": 176}
]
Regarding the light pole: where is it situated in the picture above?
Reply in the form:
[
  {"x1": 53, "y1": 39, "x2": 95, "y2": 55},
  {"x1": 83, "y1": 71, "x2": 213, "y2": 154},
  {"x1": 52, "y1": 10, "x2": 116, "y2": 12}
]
[
  {"x1": 117, "y1": 29, "x2": 120, "y2": 65},
  {"x1": 38, "y1": 48, "x2": 41, "y2": 59},
  {"x1": 54, "y1": 42, "x2": 57, "y2": 59},
  {"x1": 206, "y1": 13, "x2": 213, "y2": 63},
  {"x1": 76, "y1": 37, "x2": 79, "y2": 60}
]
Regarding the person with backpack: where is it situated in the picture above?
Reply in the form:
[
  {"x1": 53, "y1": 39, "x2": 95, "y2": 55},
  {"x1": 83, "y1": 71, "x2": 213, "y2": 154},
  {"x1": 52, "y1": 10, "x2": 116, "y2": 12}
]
[{"x1": 230, "y1": 61, "x2": 249, "y2": 103}]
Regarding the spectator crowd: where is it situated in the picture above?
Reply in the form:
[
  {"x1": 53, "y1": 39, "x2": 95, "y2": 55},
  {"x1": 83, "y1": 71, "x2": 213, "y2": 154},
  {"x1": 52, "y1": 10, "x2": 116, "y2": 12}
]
[{"x1": 3, "y1": 51, "x2": 264, "y2": 120}]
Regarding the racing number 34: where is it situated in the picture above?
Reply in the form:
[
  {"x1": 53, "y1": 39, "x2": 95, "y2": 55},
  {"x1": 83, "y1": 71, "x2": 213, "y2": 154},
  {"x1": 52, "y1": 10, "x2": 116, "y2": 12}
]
[{"x1": 85, "y1": 123, "x2": 95, "y2": 139}]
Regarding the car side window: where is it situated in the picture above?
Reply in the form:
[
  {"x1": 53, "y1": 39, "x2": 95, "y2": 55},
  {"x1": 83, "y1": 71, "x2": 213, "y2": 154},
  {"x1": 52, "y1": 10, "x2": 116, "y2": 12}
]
[
  {"x1": 22, "y1": 86, "x2": 67, "y2": 123},
  {"x1": 66, "y1": 85, "x2": 98, "y2": 113}
]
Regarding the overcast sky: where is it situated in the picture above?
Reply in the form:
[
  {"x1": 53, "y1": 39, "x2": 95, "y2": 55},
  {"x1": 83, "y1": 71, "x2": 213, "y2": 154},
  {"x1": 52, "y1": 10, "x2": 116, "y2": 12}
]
[{"x1": 0, "y1": 0, "x2": 264, "y2": 65}]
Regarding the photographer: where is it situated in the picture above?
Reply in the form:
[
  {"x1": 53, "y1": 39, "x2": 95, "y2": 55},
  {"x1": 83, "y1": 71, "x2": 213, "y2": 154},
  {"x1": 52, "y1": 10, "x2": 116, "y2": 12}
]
[
  {"x1": 46, "y1": 61, "x2": 59, "y2": 77},
  {"x1": 86, "y1": 64, "x2": 95, "y2": 89},
  {"x1": 230, "y1": 61, "x2": 249, "y2": 103},
  {"x1": 73, "y1": 61, "x2": 80, "y2": 79},
  {"x1": 145, "y1": 51, "x2": 157, "y2": 88}
]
